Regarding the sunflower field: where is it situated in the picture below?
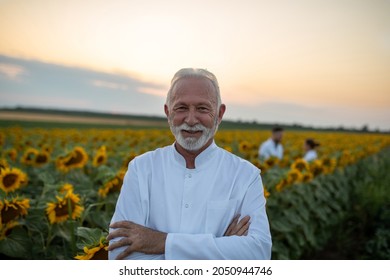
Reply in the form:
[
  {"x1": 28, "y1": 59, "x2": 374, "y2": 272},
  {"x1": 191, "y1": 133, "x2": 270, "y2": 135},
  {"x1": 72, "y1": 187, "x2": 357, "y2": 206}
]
[{"x1": 0, "y1": 127, "x2": 389, "y2": 260}]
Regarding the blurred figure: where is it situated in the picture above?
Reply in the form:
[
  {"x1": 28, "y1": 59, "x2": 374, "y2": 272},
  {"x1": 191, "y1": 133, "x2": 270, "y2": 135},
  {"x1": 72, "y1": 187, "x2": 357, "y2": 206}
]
[
  {"x1": 303, "y1": 138, "x2": 320, "y2": 162},
  {"x1": 258, "y1": 126, "x2": 284, "y2": 161}
]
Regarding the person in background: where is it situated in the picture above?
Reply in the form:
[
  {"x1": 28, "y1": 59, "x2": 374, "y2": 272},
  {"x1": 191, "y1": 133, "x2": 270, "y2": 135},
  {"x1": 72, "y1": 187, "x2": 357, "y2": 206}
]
[
  {"x1": 303, "y1": 138, "x2": 320, "y2": 162},
  {"x1": 107, "y1": 68, "x2": 272, "y2": 260},
  {"x1": 258, "y1": 126, "x2": 284, "y2": 161}
]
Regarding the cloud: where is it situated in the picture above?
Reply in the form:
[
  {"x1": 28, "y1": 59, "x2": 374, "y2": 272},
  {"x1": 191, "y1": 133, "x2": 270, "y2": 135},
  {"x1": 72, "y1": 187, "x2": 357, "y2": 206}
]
[
  {"x1": 0, "y1": 63, "x2": 26, "y2": 80},
  {"x1": 91, "y1": 79, "x2": 129, "y2": 91},
  {"x1": 0, "y1": 54, "x2": 167, "y2": 116},
  {"x1": 137, "y1": 86, "x2": 167, "y2": 97}
]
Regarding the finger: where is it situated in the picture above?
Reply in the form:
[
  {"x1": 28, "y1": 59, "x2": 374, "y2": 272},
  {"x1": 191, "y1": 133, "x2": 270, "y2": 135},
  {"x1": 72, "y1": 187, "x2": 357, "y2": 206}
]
[
  {"x1": 116, "y1": 244, "x2": 134, "y2": 260},
  {"x1": 236, "y1": 221, "x2": 250, "y2": 236},
  {"x1": 108, "y1": 237, "x2": 132, "y2": 251},
  {"x1": 109, "y1": 220, "x2": 135, "y2": 229},
  {"x1": 243, "y1": 229, "x2": 249, "y2": 236},
  {"x1": 225, "y1": 219, "x2": 236, "y2": 235},
  {"x1": 236, "y1": 215, "x2": 250, "y2": 229},
  {"x1": 224, "y1": 215, "x2": 240, "y2": 236},
  {"x1": 106, "y1": 228, "x2": 131, "y2": 241},
  {"x1": 230, "y1": 216, "x2": 250, "y2": 235}
]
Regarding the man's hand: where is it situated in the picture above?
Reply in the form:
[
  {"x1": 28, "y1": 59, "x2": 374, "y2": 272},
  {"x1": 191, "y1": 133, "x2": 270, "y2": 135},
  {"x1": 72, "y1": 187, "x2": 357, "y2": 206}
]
[
  {"x1": 224, "y1": 215, "x2": 251, "y2": 236},
  {"x1": 107, "y1": 221, "x2": 167, "y2": 260}
]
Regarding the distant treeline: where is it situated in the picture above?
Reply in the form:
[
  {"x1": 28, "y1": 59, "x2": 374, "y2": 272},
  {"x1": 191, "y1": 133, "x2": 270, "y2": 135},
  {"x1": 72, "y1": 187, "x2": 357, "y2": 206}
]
[{"x1": 0, "y1": 107, "x2": 387, "y2": 133}]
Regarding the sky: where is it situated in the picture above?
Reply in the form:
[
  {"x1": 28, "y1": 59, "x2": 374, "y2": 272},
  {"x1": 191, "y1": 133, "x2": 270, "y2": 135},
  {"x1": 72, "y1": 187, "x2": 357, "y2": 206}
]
[{"x1": 0, "y1": 0, "x2": 389, "y2": 130}]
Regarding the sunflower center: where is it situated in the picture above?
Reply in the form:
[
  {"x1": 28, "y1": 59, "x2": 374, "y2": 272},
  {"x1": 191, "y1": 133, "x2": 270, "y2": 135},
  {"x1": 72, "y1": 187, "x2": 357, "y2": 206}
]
[
  {"x1": 97, "y1": 155, "x2": 105, "y2": 164},
  {"x1": 296, "y1": 162, "x2": 306, "y2": 170},
  {"x1": 36, "y1": 154, "x2": 49, "y2": 164},
  {"x1": 54, "y1": 200, "x2": 75, "y2": 217},
  {"x1": 91, "y1": 248, "x2": 108, "y2": 260},
  {"x1": 3, "y1": 173, "x2": 17, "y2": 188},
  {"x1": 1, "y1": 206, "x2": 21, "y2": 224},
  {"x1": 64, "y1": 150, "x2": 83, "y2": 166}
]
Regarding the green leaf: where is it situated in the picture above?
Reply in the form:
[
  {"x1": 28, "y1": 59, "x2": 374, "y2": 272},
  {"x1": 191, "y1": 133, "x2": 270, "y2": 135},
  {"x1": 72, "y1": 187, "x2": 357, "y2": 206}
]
[
  {"x1": 75, "y1": 227, "x2": 106, "y2": 249},
  {"x1": 270, "y1": 219, "x2": 294, "y2": 233},
  {"x1": 302, "y1": 224, "x2": 316, "y2": 247},
  {"x1": 94, "y1": 165, "x2": 117, "y2": 182},
  {"x1": 0, "y1": 226, "x2": 32, "y2": 259},
  {"x1": 38, "y1": 171, "x2": 56, "y2": 185}
]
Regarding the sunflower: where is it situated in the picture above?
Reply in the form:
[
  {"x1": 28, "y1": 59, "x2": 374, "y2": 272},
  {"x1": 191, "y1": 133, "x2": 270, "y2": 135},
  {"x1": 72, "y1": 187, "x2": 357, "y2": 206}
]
[
  {"x1": 40, "y1": 144, "x2": 53, "y2": 154},
  {"x1": 275, "y1": 178, "x2": 288, "y2": 192},
  {"x1": 338, "y1": 150, "x2": 354, "y2": 167},
  {"x1": 321, "y1": 157, "x2": 337, "y2": 174},
  {"x1": 92, "y1": 146, "x2": 107, "y2": 167},
  {"x1": 0, "y1": 197, "x2": 30, "y2": 225},
  {"x1": 20, "y1": 148, "x2": 39, "y2": 166},
  {"x1": 0, "y1": 158, "x2": 9, "y2": 171},
  {"x1": 0, "y1": 220, "x2": 19, "y2": 240},
  {"x1": 310, "y1": 160, "x2": 325, "y2": 177},
  {"x1": 59, "y1": 183, "x2": 74, "y2": 194},
  {"x1": 6, "y1": 148, "x2": 18, "y2": 162},
  {"x1": 75, "y1": 239, "x2": 108, "y2": 260},
  {"x1": 286, "y1": 168, "x2": 303, "y2": 185},
  {"x1": 263, "y1": 186, "x2": 270, "y2": 199},
  {"x1": 301, "y1": 172, "x2": 314, "y2": 183},
  {"x1": 0, "y1": 167, "x2": 28, "y2": 194},
  {"x1": 98, "y1": 169, "x2": 126, "y2": 198},
  {"x1": 46, "y1": 190, "x2": 84, "y2": 224},
  {"x1": 56, "y1": 146, "x2": 89, "y2": 172},
  {"x1": 264, "y1": 156, "x2": 279, "y2": 169},
  {"x1": 33, "y1": 150, "x2": 51, "y2": 167},
  {"x1": 290, "y1": 158, "x2": 309, "y2": 172},
  {"x1": 238, "y1": 141, "x2": 252, "y2": 154}
]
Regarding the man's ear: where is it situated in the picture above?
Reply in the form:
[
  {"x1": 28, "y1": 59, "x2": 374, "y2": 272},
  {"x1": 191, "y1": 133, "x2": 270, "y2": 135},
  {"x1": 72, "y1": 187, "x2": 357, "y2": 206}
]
[
  {"x1": 164, "y1": 104, "x2": 169, "y2": 118},
  {"x1": 218, "y1": 104, "x2": 226, "y2": 124}
]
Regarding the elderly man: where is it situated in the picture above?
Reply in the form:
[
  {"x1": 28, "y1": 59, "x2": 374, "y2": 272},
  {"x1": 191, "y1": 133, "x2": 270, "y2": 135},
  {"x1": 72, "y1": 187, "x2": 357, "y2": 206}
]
[{"x1": 107, "y1": 68, "x2": 272, "y2": 260}]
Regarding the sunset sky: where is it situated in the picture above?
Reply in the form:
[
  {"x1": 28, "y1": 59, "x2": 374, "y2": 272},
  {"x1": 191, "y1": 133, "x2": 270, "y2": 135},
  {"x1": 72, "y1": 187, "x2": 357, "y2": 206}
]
[{"x1": 0, "y1": 0, "x2": 389, "y2": 130}]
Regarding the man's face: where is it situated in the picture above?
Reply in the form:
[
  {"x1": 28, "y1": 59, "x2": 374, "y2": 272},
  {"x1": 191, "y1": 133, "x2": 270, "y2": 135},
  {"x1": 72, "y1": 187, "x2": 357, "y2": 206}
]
[
  {"x1": 272, "y1": 131, "x2": 283, "y2": 143},
  {"x1": 165, "y1": 77, "x2": 225, "y2": 151}
]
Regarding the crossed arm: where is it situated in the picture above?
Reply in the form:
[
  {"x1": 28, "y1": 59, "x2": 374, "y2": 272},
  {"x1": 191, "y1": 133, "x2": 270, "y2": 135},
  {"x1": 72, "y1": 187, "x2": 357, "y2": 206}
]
[{"x1": 107, "y1": 215, "x2": 251, "y2": 260}]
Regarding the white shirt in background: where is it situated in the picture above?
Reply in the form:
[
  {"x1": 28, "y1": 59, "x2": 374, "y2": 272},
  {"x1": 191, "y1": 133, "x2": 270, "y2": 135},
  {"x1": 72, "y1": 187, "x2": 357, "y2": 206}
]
[
  {"x1": 109, "y1": 141, "x2": 272, "y2": 260},
  {"x1": 304, "y1": 150, "x2": 318, "y2": 162},
  {"x1": 258, "y1": 138, "x2": 283, "y2": 160}
]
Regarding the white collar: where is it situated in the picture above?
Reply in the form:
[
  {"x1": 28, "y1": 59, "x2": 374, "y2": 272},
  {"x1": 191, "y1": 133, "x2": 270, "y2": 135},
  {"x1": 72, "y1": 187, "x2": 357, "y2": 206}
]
[{"x1": 172, "y1": 140, "x2": 218, "y2": 169}]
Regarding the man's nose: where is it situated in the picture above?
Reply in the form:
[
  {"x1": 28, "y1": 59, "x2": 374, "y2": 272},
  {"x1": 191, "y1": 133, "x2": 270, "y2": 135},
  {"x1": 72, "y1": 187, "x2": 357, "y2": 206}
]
[{"x1": 185, "y1": 108, "x2": 199, "y2": 126}]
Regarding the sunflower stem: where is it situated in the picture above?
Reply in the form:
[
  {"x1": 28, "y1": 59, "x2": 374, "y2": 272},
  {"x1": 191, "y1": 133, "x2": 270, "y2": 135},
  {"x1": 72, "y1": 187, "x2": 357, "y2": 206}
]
[
  {"x1": 68, "y1": 197, "x2": 76, "y2": 255},
  {"x1": 45, "y1": 223, "x2": 53, "y2": 252}
]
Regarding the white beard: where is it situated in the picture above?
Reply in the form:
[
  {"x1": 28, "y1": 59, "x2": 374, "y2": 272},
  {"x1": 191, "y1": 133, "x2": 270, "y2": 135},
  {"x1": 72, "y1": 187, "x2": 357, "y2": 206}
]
[{"x1": 169, "y1": 121, "x2": 219, "y2": 151}]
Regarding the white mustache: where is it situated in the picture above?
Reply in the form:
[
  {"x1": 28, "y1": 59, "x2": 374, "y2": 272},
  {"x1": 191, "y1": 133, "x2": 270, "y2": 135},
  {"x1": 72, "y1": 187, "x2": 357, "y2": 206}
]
[{"x1": 176, "y1": 123, "x2": 206, "y2": 132}]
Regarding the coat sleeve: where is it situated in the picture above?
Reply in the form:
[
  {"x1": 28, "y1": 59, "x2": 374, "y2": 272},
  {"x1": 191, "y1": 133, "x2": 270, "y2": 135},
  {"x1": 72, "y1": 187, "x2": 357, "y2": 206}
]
[
  {"x1": 165, "y1": 175, "x2": 272, "y2": 260},
  {"x1": 108, "y1": 160, "x2": 164, "y2": 260}
]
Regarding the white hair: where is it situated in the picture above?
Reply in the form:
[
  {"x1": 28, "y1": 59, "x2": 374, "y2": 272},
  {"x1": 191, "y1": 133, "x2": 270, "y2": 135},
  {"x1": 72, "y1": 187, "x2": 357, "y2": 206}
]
[{"x1": 165, "y1": 68, "x2": 222, "y2": 109}]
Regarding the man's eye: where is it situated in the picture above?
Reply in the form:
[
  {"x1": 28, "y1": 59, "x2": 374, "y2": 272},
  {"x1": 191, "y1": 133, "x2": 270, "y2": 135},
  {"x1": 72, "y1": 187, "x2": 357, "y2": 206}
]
[
  {"x1": 198, "y1": 107, "x2": 209, "y2": 112},
  {"x1": 175, "y1": 107, "x2": 187, "y2": 111}
]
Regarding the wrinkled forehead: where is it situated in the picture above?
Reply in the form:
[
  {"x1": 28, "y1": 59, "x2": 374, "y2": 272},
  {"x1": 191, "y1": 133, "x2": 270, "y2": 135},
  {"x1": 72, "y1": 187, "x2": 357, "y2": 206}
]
[{"x1": 171, "y1": 77, "x2": 218, "y2": 104}]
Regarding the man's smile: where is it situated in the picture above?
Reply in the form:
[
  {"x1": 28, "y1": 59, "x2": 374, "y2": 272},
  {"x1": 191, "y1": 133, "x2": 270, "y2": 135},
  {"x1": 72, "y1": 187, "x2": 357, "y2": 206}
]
[{"x1": 181, "y1": 129, "x2": 203, "y2": 136}]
